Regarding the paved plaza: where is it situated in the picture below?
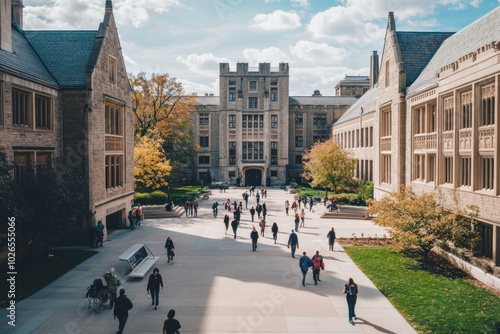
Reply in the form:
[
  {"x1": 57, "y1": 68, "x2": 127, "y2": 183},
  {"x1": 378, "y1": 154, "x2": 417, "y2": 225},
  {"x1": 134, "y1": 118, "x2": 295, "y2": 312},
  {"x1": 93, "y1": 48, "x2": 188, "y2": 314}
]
[{"x1": 1, "y1": 188, "x2": 416, "y2": 334}]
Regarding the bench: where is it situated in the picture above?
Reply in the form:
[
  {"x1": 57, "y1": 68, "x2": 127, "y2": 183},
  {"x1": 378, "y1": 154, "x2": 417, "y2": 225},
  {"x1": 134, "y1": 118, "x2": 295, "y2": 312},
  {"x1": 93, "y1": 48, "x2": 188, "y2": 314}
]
[{"x1": 119, "y1": 243, "x2": 159, "y2": 278}]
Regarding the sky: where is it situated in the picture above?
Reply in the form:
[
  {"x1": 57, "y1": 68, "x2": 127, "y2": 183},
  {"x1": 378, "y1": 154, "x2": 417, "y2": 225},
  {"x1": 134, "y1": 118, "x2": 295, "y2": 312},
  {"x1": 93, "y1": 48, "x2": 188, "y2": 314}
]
[{"x1": 22, "y1": 0, "x2": 500, "y2": 96}]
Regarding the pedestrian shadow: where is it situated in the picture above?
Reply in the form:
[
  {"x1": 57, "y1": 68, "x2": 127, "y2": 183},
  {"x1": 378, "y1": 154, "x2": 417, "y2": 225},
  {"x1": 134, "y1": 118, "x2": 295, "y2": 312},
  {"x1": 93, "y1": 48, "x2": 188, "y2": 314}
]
[
  {"x1": 294, "y1": 230, "x2": 319, "y2": 236},
  {"x1": 354, "y1": 317, "x2": 397, "y2": 334}
]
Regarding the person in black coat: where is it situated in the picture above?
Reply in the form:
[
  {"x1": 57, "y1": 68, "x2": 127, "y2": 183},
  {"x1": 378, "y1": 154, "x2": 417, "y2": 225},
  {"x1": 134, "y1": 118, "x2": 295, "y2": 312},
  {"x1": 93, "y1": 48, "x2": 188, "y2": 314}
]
[
  {"x1": 250, "y1": 226, "x2": 259, "y2": 251},
  {"x1": 165, "y1": 237, "x2": 175, "y2": 263},
  {"x1": 114, "y1": 288, "x2": 133, "y2": 334},
  {"x1": 327, "y1": 227, "x2": 336, "y2": 251},
  {"x1": 249, "y1": 206, "x2": 256, "y2": 222},
  {"x1": 223, "y1": 214, "x2": 230, "y2": 234},
  {"x1": 147, "y1": 268, "x2": 164, "y2": 310},
  {"x1": 231, "y1": 218, "x2": 239, "y2": 239},
  {"x1": 271, "y1": 222, "x2": 279, "y2": 244},
  {"x1": 163, "y1": 309, "x2": 181, "y2": 334},
  {"x1": 344, "y1": 278, "x2": 359, "y2": 323}
]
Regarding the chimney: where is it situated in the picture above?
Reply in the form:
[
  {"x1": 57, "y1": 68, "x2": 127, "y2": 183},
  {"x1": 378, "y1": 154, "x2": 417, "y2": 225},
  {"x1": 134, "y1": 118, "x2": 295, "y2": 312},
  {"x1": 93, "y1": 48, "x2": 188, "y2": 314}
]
[
  {"x1": 105, "y1": 0, "x2": 113, "y2": 12},
  {"x1": 387, "y1": 12, "x2": 395, "y2": 32},
  {"x1": 0, "y1": 0, "x2": 12, "y2": 52},
  {"x1": 370, "y1": 50, "x2": 379, "y2": 87},
  {"x1": 11, "y1": 0, "x2": 22, "y2": 30}
]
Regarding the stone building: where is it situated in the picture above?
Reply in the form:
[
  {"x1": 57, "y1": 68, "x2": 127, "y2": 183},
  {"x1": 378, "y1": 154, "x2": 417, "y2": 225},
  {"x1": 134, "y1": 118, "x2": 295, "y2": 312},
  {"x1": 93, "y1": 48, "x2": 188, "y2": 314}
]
[
  {"x1": 191, "y1": 63, "x2": 357, "y2": 186},
  {"x1": 0, "y1": 0, "x2": 134, "y2": 237},
  {"x1": 332, "y1": 9, "x2": 500, "y2": 266}
]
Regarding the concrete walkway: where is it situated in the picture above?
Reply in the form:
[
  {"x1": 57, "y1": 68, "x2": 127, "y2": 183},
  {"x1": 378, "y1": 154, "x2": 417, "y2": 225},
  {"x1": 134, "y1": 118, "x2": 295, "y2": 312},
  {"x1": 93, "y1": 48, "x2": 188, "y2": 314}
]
[{"x1": 1, "y1": 188, "x2": 416, "y2": 334}]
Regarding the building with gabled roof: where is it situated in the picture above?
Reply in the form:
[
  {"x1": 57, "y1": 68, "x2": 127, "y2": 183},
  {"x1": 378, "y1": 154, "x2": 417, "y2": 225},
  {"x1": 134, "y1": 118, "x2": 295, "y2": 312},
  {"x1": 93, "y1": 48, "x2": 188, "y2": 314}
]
[{"x1": 0, "y1": 0, "x2": 134, "y2": 239}]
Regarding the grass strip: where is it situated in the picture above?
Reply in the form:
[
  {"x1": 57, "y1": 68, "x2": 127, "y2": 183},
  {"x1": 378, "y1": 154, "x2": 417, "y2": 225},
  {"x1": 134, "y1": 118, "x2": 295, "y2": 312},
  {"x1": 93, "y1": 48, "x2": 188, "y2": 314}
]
[{"x1": 344, "y1": 246, "x2": 500, "y2": 334}]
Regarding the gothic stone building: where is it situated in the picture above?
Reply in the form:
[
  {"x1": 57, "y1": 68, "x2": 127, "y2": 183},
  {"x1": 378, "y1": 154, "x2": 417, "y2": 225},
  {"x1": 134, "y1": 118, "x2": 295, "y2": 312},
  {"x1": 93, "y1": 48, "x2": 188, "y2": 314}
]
[
  {"x1": 0, "y1": 0, "x2": 134, "y2": 238},
  {"x1": 332, "y1": 9, "x2": 500, "y2": 267},
  {"x1": 192, "y1": 63, "x2": 357, "y2": 187}
]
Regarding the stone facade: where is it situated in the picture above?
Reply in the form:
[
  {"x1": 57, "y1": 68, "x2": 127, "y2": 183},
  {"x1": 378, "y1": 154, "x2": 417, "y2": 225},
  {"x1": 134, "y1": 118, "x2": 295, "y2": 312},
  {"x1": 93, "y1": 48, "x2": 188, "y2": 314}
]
[
  {"x1": 191, "y1": 63, "x2": 356, "y2": 186},
  {"x1": 0, "y1": 1, "x2": 134, "y2": 237},
  {"x1": 335, "y1": 75, "x2": 370, "y2": 97}
]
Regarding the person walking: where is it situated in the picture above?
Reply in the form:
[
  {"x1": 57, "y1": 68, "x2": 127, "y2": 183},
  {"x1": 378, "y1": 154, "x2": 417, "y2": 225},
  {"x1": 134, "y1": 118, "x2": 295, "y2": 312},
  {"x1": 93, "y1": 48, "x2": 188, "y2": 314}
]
[
  {"x1": 163, "y1": 309, "x2": 181, "y2": 334},
  {"x1": 212, "y1": 201, "x2": 219, "y2": 218},
  {"x1": 244, "y1": 192, "x2": 249, "y2": 209},
  {"x1": 114, "y1": 288, "x2": 133, "y2": 334},
  {"x1": 300, "y1": 209, "x2": 305, "y2": 228},
  {"x1": 262, "y1": 203, "x2": 267, "y2": 219},
  {"x1": 127, "y1": 210, "x2": 136, "y2": 231},
  {"x1": 184, "y1": 200, "x2": 190, "y2": 217},
  {"x1": 256, "y1": 203, "x2": 262, "y2": 219},
  {"x1": 311, "y1": 251, "x2": 323, "y2": 285},
  {"x1": 259, "y1": 218, "x2": 266, "y2": 237},
  {"x1": 256, "y1": 192, "x2": 260, "y2": 204},
  {"x1": 292, "y1": 201, "x2": 298, "y2": 214},
  {"x1": 223, "y1": 214, "x2": 230, "y2": 234},
  {"x1": 271, "y1": 222, "x2": 278, "y2": 244},
  {"x1": 299, "y1": 252, "x2": 312, "y2": 286},
  {"x1": 165, "y1": 237, "x2": 175, "y2": 263},
  {"x1": 103, "y1": 267, "x2": 121, "y2": 309},
  {"x1": 287, "y1": 230, "x2": 299, "y2": 258},
  {"x1": 190, "y1": 199, "x2": 194, "y2": 216},
  {"x1": 249, "y1": 206, "x2": 256, "y2": 222},
  {"x1": 327, "y1": 227, "x2": 336, "y2": 251},
  {"x1": 193, "y1": 199, "x2": 199, "y2": 217},
  {"x1": 147, "y1": 268, "x2": 164, "y2": 310},
  {"x1": 344, "y1": 278, "x2": 359, "y2": 323},
  {"x1": 285, "y1": 200, "x2": 289, "y2": 215},
  {"x1": 96, "y1": 221, "x2": 105, "y2": 247},
  {"x1": 309, "y1": 198, "x2": 313, "y2": 212},
  {"x1": 250, "y1": 226, "x2": 259, "y2": 251},
  {"x1": 294, "y1": 213, "x2": 300, "y2": 231},
  {"x1": 231, "y1": 218, "x2": 239, "y2": 239}
]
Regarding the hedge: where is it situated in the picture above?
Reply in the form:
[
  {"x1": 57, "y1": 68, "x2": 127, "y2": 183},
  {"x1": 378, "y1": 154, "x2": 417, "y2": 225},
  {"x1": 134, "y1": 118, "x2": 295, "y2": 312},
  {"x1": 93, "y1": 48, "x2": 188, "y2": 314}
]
[
  {"x1": 135, "y1": 191, "x2": 168, "y2": 205},
  {"x1": 335, "y1": 193, "x2": 366, "y2": 206}
]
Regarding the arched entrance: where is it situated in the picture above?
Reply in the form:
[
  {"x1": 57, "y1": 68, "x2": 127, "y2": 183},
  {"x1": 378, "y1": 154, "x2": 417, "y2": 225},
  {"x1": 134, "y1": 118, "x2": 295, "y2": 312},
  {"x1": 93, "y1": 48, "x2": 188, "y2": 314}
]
[{"x1": 245, "y1": 169, "x2": 262, "y2": 186}]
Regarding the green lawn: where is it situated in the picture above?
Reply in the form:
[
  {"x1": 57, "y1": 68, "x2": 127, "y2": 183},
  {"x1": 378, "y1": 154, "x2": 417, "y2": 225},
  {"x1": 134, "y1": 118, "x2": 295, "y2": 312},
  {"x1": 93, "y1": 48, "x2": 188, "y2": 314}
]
[
  {"x1": 0, "y1": 249, "x2": 97, "y2": 308},
  {"x1": 295, "y1": 186, "x2": 327, "y2": 198},
  {"x1": 168, "y1": 185, "x2": 203, "y2": 198},
  {"x1": 344, "y1": 246, "x2": 500, "y2": 334}
]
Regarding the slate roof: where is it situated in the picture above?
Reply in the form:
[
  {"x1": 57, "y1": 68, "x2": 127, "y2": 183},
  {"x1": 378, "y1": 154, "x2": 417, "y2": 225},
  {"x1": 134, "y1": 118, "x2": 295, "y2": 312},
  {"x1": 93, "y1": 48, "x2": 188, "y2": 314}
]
[
  {"x1": 289, "y1": 96, "x2": 358, "y2": 106},
  {"x1": 24, "y1": 30, "x2": 97, "y2": 88},
  {"x1": 397, "y1": 31, "x2": 454, "y2": 86},
  {"x1": 407, "y1": 6, "x2": 500, "y2": 97},
  {"x1": 196, "y1": 96, "x2": 219, "y2": 105},
  {"x1": 332, "y1": 87, "x2": 377, "y2": 127},
  {"x1": 0, "y1": 26, "x2": 58, "y2": 87},
  {"x1": 343, "y1": 75, "x2": 369, "y2": 81}
]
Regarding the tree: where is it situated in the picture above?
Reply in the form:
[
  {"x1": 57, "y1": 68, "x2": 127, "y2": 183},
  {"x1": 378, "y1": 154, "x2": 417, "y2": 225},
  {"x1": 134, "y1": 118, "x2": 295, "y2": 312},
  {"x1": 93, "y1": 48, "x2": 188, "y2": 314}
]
[
  {"x1": 134, "y1": 132, "x2": 173, "y2": 191},
  {"x1": 301, "y1": 140, "x2": 357, "y2": 193},
  {"x1": 368, "y1": 187, "x2": 479, "y2": 256}
]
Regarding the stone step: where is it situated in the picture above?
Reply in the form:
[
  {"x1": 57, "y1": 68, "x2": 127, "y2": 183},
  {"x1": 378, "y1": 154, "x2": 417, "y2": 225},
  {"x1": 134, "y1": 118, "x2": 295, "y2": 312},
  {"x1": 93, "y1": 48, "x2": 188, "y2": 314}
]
[
  {"x1": 321, "y1": 212, "x2": 370, "y2": 220},
  {"x1": 142, "y1": 205, "x2": 184, "y2": 218}
]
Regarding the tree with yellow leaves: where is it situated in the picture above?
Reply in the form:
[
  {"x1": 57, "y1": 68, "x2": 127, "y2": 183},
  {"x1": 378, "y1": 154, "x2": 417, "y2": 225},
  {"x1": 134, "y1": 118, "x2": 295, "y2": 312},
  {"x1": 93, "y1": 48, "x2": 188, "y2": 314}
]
[
  {"x1": 134, "y1": 133, "x2": 172, "y2": 191},
  {"x1": 301, "y1": 140, "x2": 357, "y2": 194},
  {"x1": 368, "y1": 187, "x2": 479, "y2": 256}
]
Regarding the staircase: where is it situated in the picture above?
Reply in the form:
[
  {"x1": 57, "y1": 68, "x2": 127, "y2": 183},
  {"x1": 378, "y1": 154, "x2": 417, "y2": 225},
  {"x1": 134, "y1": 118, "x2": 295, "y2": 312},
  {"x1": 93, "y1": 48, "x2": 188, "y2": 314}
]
[
  {"x1": 320, "y1": 205, "x2": 370, "y2": 220},
  {"x1": 142, "y1": 205, "x2": 184, "y2": 219}
]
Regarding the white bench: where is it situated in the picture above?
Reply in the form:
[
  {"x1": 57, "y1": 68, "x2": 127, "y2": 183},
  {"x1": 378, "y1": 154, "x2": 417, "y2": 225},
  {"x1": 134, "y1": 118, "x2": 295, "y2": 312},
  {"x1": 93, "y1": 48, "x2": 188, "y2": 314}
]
[{"x1": 119, "y1": 243, "x2": 159, "y2": 278}]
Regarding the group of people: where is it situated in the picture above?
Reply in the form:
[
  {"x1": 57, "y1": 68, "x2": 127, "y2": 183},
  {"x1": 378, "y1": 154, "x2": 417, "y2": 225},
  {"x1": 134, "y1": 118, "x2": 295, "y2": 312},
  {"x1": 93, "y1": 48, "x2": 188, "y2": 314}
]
[
  {"x1": 184, "y1": 198, "x2": 199, "y2": 217},
  {"x1": 127, "y1": 206, "x2": 142, "y2": 231}
]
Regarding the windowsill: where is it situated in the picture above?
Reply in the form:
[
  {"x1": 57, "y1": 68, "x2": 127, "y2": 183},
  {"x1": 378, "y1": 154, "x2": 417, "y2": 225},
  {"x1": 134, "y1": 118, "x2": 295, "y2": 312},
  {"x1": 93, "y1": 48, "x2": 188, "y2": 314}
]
[{"x1": 106, "y1": 186, "x2": 123, "y2": 192}]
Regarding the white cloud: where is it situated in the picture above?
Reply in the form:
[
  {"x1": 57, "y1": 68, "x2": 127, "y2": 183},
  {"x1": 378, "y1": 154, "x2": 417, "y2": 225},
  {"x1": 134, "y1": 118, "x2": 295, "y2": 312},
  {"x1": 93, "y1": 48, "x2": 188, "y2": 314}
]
[
  {"x1": 242, "y1": 47, "x2": 290, "y2": 65},
  {"x1": 176, "y1": 53, "x2": 231, "y2": 77},
  {"x1": 179, "y1": 78, "x2": 219, "y2": 96},
  {"x1": 291, "y1": 0, "x2": 309, "y2": 7},
  {"x1": 250, "y1": 10, "x2": 301, "y2": 31},
  {"x1": 289, "y1": 41, "x2": 348, "y2": 64},
  {"x1": 438, "y1": 0, "x2": 482, "y2": 9},
  {"x1": 23, "y1": 0, "x2": 180, "y2": 30}
]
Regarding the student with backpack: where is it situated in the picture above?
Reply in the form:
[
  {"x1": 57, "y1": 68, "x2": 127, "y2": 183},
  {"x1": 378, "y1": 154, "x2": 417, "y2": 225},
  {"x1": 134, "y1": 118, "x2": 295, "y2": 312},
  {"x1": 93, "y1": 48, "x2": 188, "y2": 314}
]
[
  {"x1": 299, "y1": 251, "x2": 312, "y2": 286},
  {"x1": 311, "y1": 251, "x2": 323, "y2": 285}
]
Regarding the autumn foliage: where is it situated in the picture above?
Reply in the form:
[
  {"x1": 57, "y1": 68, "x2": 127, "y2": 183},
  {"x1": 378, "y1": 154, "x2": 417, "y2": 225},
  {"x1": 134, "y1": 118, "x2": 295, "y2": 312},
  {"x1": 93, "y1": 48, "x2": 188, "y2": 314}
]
[
  {"x1": 134, "y1": 133, "x2": 172, "y2": 190},
  {"x1": 301, "y1": 140, "x2": 357, "y2": 193},
  {"x1": 368, "y1": 187, "x2": 480, "y2": 255}
]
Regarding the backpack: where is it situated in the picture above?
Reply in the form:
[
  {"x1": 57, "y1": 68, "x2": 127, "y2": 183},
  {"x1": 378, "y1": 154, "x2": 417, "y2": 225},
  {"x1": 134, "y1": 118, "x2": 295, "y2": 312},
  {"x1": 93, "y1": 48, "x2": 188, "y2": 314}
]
[
  {"x1": 87, "y1": 278, "x2": 104, "y2": 298},
  {"x1": 313, "y1": 256, "x2": 321, "y2": 269}
]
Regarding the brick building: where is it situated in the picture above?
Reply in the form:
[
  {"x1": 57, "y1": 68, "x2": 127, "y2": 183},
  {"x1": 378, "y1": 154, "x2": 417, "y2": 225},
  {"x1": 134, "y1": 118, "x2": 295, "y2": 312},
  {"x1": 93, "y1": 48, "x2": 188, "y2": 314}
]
[
  {"x1": 0, "y1": 0, "x2": 134, "y2": 237},
  {"x1": 332, "y1": 9, "x2": 500, "y2": 266},
  {"x1": 191, "y1": 63, "x2": 357, "y2": 186}
]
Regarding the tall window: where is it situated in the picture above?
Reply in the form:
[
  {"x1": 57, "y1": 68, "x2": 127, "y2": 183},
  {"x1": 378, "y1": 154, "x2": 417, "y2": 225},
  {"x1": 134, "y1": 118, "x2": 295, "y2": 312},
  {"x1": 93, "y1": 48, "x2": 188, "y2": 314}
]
[
  {"x1": 428, "y1": 154, "x2": 436, "y2": 183},
  {"x1": 199, "y1": 114, "x2": 209, "y2": 126},
  {"x1": 12, "y1": 89, "x2": 30, "y2": 127},
  {"x1": 270, "y1": 88, "x2": 278, "y2": 101},
  {"x1": 295, "y1": 114, "x2": 303, "y2": 127},
  {"x1": 381, "y1": 109, "x2": 391, "y2": 137},
  {"x1": 0, "y1": 83, "x2": 3, "y2": 126},
  {"x1": 105, "y1": 104, "x2": 123, "y2": 135},
  {"x1": 271, "y1": 115, "x2": 278, "y2": 128},
  {"x1": 249, "y1": 97, "x2": 258, "y2": 109},
  {"x1": 271, "y1": 142, "x2": 278, "y2": 165},
  {"x1": 229, "y1": 142, "x2": 236, "y2": 165},
  {"x1": 295, "y1": 136, "x2": 303, "y2": 148},
  {"x1": 461, "y1": 92, "x2": 472, "y2": 129},
  {"x1": 415, "y1": 107, "x2": 425, "y2": 134},
  {"x1": 242, "y1": 142, "x2": 264, "y2": 160},
  {"x1": 105, "y1": 155, "x2": 123, "y2": 189},
  {"x1": 461, "y1": 157, "x2": 471, "y2": 187},
  {"x1": 108, "y1": 56, "x2": 117, "y2": 84},
  {"x1": 481, "y1": 84, "x2": 495, "y2": 126},
  {"x1": 35, "y1": 94, "x2": 52, "y2": 130},
  {"x1": 199, "y1": 136, "x2": 209, "y2": 148},
  {"x1": 14, "y1": 152, "x2": 31, "y2": 184},
  {"x1": 313, "y1": 115, "x2": 327, "y2": 127},
  {"x1": 428, "y1": 104, "x2": 436, "y2": 132},
  {"x1": 249, "y1": 81, "x2": 257, "y2": 91},
  {"x1": 444, "y1": 157, "x2": 453, "y2": 184},
  {"x1": 414, "y1": 155, "x2": 424, "y2": 181},
  {"x1": 229, "y1": 88, "x2": 236, "y2": 101},
  {"x1": 381, "y1": 154, "x2": 391, "y2": 184},
  {"x1": 443, "y1": 97, "x2": 454, "y2": 131},
  {"x1": 198, "y1": 155, "x2": 210, "y2": 165},
  {"x1": 385, "y1": 61, "x2": 390, "y2": 87},
  {"x1": 369, "y1": 127, "x2": 373, "y2": 147},
  {"x1": 481, "y1": 157, "x2": 494, "y2": 190},
  {"x1": 229, "y1": 115, "x2": 236, "y2": 128}
]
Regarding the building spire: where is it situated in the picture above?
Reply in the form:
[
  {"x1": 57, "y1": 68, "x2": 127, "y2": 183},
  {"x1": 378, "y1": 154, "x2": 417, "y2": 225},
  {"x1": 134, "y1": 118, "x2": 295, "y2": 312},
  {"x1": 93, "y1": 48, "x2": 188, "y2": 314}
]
[{"x1": 105, "y1": 0, "x2": 113, "y2": 11}]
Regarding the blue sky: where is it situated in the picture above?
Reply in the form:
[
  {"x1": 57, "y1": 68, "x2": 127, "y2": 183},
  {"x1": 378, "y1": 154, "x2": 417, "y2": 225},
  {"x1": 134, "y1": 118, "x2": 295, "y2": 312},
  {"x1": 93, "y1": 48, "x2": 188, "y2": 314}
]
[{"x1": 23, "y1": 0, "x2": 500, "y2": 96}]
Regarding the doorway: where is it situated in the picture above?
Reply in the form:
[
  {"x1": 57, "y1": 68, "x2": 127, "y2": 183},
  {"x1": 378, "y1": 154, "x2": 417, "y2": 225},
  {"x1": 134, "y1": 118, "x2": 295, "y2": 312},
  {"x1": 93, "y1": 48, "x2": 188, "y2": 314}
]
[
  {"x1": 106, "y1": 210, "x2": 123, "y2": 230},
  {"x1": 245, "y1": 169, "x2": 262, "y2": 186}
]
